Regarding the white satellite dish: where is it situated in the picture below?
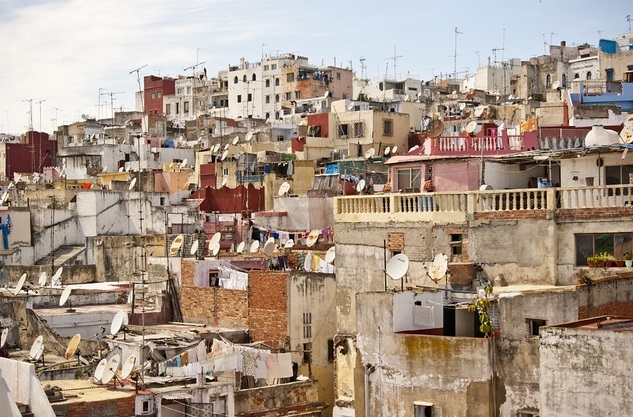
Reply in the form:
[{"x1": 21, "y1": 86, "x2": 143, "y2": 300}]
[
  {"x1": 127, "y1": 291, "x2": 133, "y2": 304},
  {"x1": 213, "y1": 143, "x2": 220, "y2": 153},
  {"x1": 111, "y1": 311, "x2": 126, "y2": 335},
  {"x1": 28, "y1": 335, "x2": 44, "y2": 361},
  {"x1": 1, "y1": 328, "x2": 8, "y2": 348},
  {"x1": 263, "y1": 238, "x2": 276, "y2": 256},
  {"x1": 364, "y1": 148, "x2": 375, "y2": 159},
  {"x1": 14, "y1": 273, "x2": 27, "y2": 295},
  {"x1": 347, "y1": 102, "x2": 354, "y2": 111},
  {"x1": 64, "y1": 334, "x2": 81, "y2": 359},
  {"x1": 170, "y1": 235, "x2": 184, "y2": 255},
  {"x1": 52, "y1": 267, "x2": 63, "y2": 282},
  {"x1": 121, "y1": 354, "x2": 137, "y2": 379},
  {"x1": 386, "y1": 254, "x2": 410, "y2": 280},
  {"x1": 323, "y1": 91, "x2": 329, "y2": 99},
  {"x1": 236, "y1": 241, "x2": 245, "y2": 253},
  {"x1": 211, "y1": 242, "x2": 220, "y2": 257},
  {"x1": 128, "y1": 177, "x2": 137, "y2": 191},
  {"x1": 221, "y1": 177, "x2": 227, "y2": 187},
  {"x1": 59, "y1": 286, "x2": 72, "y2": 307},
  {"x1": 221, "y1": 149, "x2": 229, "y2": 161},
  {"x1": 249, "y1": 240, "x2": 260, "y2": 253},
  {"x1": 466, "y1": 120, "x2": 478, "y2": 134},
  {"x1": 459, "y1": 102, "x2": 466, "y2": 111},
  {"x1": 118, "y1": 167, "x2": 124, "y2": 172},
  {"x1": 101, "y1": 354, "x2": 121, "y2": 384},
  {"x1": 552, "y1": 80, "x2": 560, "y2": 90},
  {"x1": 474, "y1": 107, "x2": 485, "y2": 118},
  {"x1": 306, "y1": 230, "x2": 319, "y2": 247},
  {"x1": 224, "y1": 143, "x2": 230, "y2": 151},
  {"x1": 384, "y1": 146, "x2": 391, "y2": 156},
  {"x1": 232, "y1": 136, "x2": 239, "y2": 145},
  {"x1": 180, "y1": 159, "x2": 188, "y2": 168},
  {"x1": 209, "y1": 232, "x2": 221, "y2": 248},
  {"x1": 325, "y1": 247, "x2": 336, "y2": 263},
  {"x1": 38, "y1": 272, "x2": 47, "y2": 287},
  {"x1": 392, "y1": 145, "x2": 398, "y2": 154},
  {"x1": 428, "y1": 253, "x2": 449, "y2": 282},
  {"x1": 284, "y1": 239, "x2": 294, "y2": 248},
  {"x1": 356, "y1": 179, "x2": 366, "y2": 193},
  {"x1": 94, "y1": 358, "x2": 107, "y2": 383},
  {"x1": 190, "y1": 240, "x2": 199, "y2": 256},
  {"x1": 404, "y1": 94, "x2": 410, "y2": 102},
  {"x1": 245, "y1": 131, "x2": 253, "y2": 142},
  {"x1": 0, "y1": 191, "x2": 8, "y2": 206},
  {"x1": 278, "y1": 181, "x2": 290, "y2": 196}
]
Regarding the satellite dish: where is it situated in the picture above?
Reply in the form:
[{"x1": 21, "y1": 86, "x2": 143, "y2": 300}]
[
  {"x1": 14, "y1": 273, "x2": 27, "y2": 295},
  {"x1": 111, "y1": 311, "x2": 126, "y2": 335},
  {"x1": 552, "y1": 80, "x2": 560, "y2": 90},
  {"x1": 221, "y1": 177, "x2": 227, "y2": 187},
  {"x1": 480, "y1": 184, "x2": 493, "y2": 191},
  {"x1": 263, "y1": 238, "x2": 276, "y2": 256},
  {"x1": 170, "y1": 235, "x2": 184, "y2": 255},
  {"x1": 121, "y1": 354, "x2": 136, "y2": 379},
  {"x1": 347, "y1": 102, "x2": 354, "y2": 111},
  {"x1": 245, "y1": 131, "x2": 253, "y2": 142},
  {"x1": 180, "y1": 158, "x2": 188, "y2": 168},
  {"x1": 459, "y1": 102, "x2": 466, "y2": 111},
  {"x1": 0, "y1": 328, "x2": 8, "y2": 348},
  {"x1": 386, "y1": 254, "x2": 410, "y2": 280},
  {"x1": 357, "y1": 179, "x2": 366, "y2": 193},
  {"x1": 118, "y1": 167, "x2": 124, "y2": 173},
  {"x1": 284, "y1": 239, "x2": 295, "y2": 248},
  {"x1": 404, "y1": 94, "x2": 410, "y2": 102},
  {"x1": 209, "y1": 232, "x2": 221, "y2": 248},
  {"x1": 93, "y1": 358, "x2": 108, "y2": 383},
  {"x1": 325, "y1": 247, "x2": 336, "y2": 263},
  {"x1": 213, "y1": 143, "x2": 220, "y2": 152},
  {"x1": 28, "y1": 336, "x2": 44, "y2": 361},
  {"x1": 232, "y1": 136, "x2": 239, "y2": 145},
  {"x1": 59, "y1": 286, "x2": 72, "y2": 307},
  {"x1": 278, "y1": 181, "x2": 290, "y2": 196},
  {"x1": 364, "y1": 148, "x2": 375, "y2": 159},
  {"x1": 323, "y1": 91, "x2": 329, "y2": 99},
  {"x1": 0, "y1": 191, "x2": 8, "y2": 206},
  {"x1": 249, "y1": 240, "x2": 260, "y2": 253},
  {"x1": 190, "y1": 240, "x2": 199, "y2": 256},
  {"x1": 474, "y1": 107, "x2": 485, "y2": 118},
  {"x1": 236, "y1": 241, "x2": 245, "y2": 252},
  {"x1": 224, "y1": 143, "x2": 230, "y2": 151},
  {"x1": 64, "y1": 334, "x2": 81, "y2": 359},
  {"x1": 392, "y1": 145, "x2": 398, "y2": 154},
  {"x1": 128, "y1": 177, "x2": 137, "y2": 191},
  {"x1": 127, "y1": 291, "x2": 133, "y2": 304},
  {"x1": 221, "y1": 149, "x2": 229, "y2": 161},
  {"x1": 306, "y1": 230, "x2": 319, "y2": 247},
  {"x1": 38, "y1": 272, "x2": 47, "y2": 287},
  {"x1": 429, "y1": 119, "x2": 444, "y2": 138},
  {"x1": 211, "y1": 242, "x2": 220, "y2": 257},
  {"x1": 428, "y1": 253, "x2": 449, "y2": 282},
  {"x1": 384, "y1": 146, "x2": 391, "y2": 156},
  {"x1": 101, "y1": 354, "x2": 121, "y2": 384},
  {"x1": 466, "y1": 120, "x2": 478, "y2": 134},
  {"x1": 52, "y1": 267, "x2": 63, "y2": 282}
]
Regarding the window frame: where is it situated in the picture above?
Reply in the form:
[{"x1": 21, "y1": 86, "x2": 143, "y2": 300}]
[{"x1": 575, "y1": 232, "x2": 633, "y2": 266}]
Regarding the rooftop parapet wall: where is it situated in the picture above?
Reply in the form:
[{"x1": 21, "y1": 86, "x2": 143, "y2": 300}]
[{"x1": 425, "y1": 131, "x2": 538, "y2": 156}]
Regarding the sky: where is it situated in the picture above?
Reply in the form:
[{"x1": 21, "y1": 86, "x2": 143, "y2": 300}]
[{"x1": 0, "y1": 0, "x2": 630, "y2": 135}]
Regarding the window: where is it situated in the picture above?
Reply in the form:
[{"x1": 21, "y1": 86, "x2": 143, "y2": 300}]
[
  {"x1": 265, "y1": 112, "x2": 270, "y2": 120},
  {"x1": 157, "y1": 92, "x2": 162, "y2": 98},
  {"x1": 605, "y1": 164, "x2": 633, "y2": 185},
  {"x1": 265, "y1": 79, "x2": 270, "y2": 87},
  {"x1": 586, "y1": 71, "x2": 592, "y2": 80},
  {"x1": 252, "y1": 74, "x2": 256, "y2": 81},
  {"x1": 222, "y1": 167, "x2": 229, "y2": 175},
  {"x1": 285, "y1": 92, "x2": 292, "y2": 100},
  {"x1": 383, "y1": 119, "x2": 394, "y2": 136},
  {"x1": 247, "y1": 93, "x2": 252, "y2": 102},
  {"x1": 287, "y1": 73, "x2": 295, "y2": 82},
  {"x1": 606, "y1": 68, "x2": 614, "y2": 81},
  {"x1": 342, "y1": 93, "x2": 347, "y2": 100},
  {"x1": 546, "y1": 74, "x2": 551, "y2": 88},
  {"x1": 450, "y1": 234, "x2": 463, "y2": 256},
  {"x1": 275, "y1": 111, "x2": 280, "y2": 119},
  {"x1": 574, "y1": 73, "x2": 579, "y2": 79},
  {"x1": 327, "y1": 339, "x2": 334, "y2": 363},
  {"x1": 186, "y1": 87, "x2": 191, "y2": 94},
  {"x1": 264, "y1": 65, "x2": 269, "y2": 71},
  {"x1": 183, "y1": 101, "x2": 189, "y2": 113},
  {"x1": 177, "y1": 87, "x2": 184, "y2": 94},
  {"x1": 271, "y1": 64, "x2": 277, "y2": 70},
  {"x1": 295, "y1": 91, "x2": 301, "y2": 99},
  {"x1": 562, "y1": 74, "x2": 567, "y2": 88},
  {"x1": 526, "y1": 318, "x2": 547, "y2": 337},
  {"x1": 243, "y1": 75, "x2": 247, "y2": 82},
  {"x1": 275, "y1": 94, "x2": 280, "y2": 102},
  {"x1": 303, "y1": 312, "x2": 312, "y2": 339},
  {"x1": 276, "y1": 135, "x2": 284, "y2": 142},
  {"x1": 336, "y1": 72, "x2": 341, "y2": 80},
  {"x1": 176, "y1": 102, "x2": 180, "y2": 114},
  {"x1": 397, "y1": 168, "x2": 422, "y2": 191},
  {"x1": 209, "y1": 270, "x2": 219, "y2": 286},
  {"x1": 353, "y1": 122, "x2": 364, "y2": 137},
  {"x1": 302, "y1": 342, "x2": 311, "y2": 364},
  {"x1": 575, "y1": 233, "x2": 633, "y2": 266},
  {"x1": 414, "y1": 402, "x2": 435, "y2": 417},
  {"x1": 233, "y1": 76, "x2": 238, "y2": 84},
  {"x1": 517, "y1": 409, "x2": 540, "y2": 417},
  {"x1": 151, "y1": 92, "x2": 156, "y2": 99},
  {"x1": 165, "y1": 104, "x2": 171, "y2": 115},
  {"x1": 237, "y1": 95, "x2": 242, "y2": 103},
  {"x1": 265, "y1": 95, "x2": 270, "y2": 104},
  {"x1": 160, "y1": 197, "x2": 165, "y2": 206},
  {"x1": 338, "y1": 123, "x2": 349, "y2": 138},
  {"x1": 275, "y1": 78, "x2": 280, "y2": 86}
]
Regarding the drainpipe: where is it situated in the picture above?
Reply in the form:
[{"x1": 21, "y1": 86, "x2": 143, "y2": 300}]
[{"x1": 365, "y1": 363, "x2": 376, "y2": 417}]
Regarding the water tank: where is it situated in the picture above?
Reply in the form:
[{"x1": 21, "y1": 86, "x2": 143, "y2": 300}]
[{"x1": 585, "y1": 125, "x2": 621, "y2": 147}]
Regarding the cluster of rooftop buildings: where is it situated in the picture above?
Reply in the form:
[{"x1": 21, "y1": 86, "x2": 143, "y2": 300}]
[{"x1": 0, "y1": 29, "x2": 632, "y2": 417}]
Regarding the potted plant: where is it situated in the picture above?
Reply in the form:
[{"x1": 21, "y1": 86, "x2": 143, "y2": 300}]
[
  {"x1": 616, "y1": 257, "x2": 626, "y2": 267},
  {"x1": 624, "y1": 252, "x2": 633, "y2": 268},
  {"x1": 605, "y1": 253, "x2": 616, "y2": 268},
  {"x1": 587, "y1": 253, "x2": 605, "y2": 268}
]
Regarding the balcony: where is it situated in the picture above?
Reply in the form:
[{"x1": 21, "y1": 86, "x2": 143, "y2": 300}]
[
  {"x1": 334, "y1": 185, "x2": 633, "y2": 223},
  {"x1": 426, "y1": 131, "x2": 539, "y2": 157}
]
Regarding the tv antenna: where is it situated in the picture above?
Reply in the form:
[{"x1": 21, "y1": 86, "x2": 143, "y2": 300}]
[
  {"x1": 475, "y1": 51, "x2": 481, "y2": 68},
  {"x1": 453, "y1": 27, "x2": 463, "y2": 80},
  {"x1": 385, "y1": 46, "x2": 403, "y2": 80},
  {"x1": 360, "y1": 56, "x2": 367, "y2": 79},
  {"x1": 129, "y1": 64, "x2": 147, "y2": 113},
  {"x1": 627, "y1": 15, "x2": 632, "y2": 32},
  {"x1": 100, "y1": 91, "x2": 124, "y2": 123}
]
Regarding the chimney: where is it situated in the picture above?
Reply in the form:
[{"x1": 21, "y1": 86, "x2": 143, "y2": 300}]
[{"x1": 561, "y1": 40, "x2": 566, "y2": 47}]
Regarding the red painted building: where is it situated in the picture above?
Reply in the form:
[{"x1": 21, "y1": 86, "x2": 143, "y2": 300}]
[
  {"x1": 1, "y1": 131, "x2": 56, "y2": 179},
  {"x1": 144, "y1": 75, "x2": 176, "y2": 116}
]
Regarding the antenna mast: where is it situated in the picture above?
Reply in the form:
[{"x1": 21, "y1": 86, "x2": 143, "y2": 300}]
[
  {"x1": 385, "y1": 46, "x2": 403, "y2": 80},
  {"x1": 453, "y1": 27, "x2": 463, "y2": 80},
  {"x1": 100, "y1": 92, "x2": 124, "y2": 125},
  {"x1": 129, "y1": 64, "x2": 148, "y2": 115}
]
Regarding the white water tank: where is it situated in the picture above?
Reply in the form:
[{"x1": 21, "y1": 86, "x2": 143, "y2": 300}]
[{"x1": 585, "y1": 125, "x2": 621, "y2": 147}]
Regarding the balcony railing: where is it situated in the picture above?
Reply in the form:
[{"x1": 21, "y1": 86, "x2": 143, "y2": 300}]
[
  {"x1": 334, "y1": 185, "x2": 633, "y2": 222},
  {"x1": 428, "y1": 131, "x2": 538, "y2": 156}
]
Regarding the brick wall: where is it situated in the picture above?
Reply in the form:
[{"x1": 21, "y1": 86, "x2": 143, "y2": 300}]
[
  {"x1": 474, "y1": 211, "x2": 548, "y2": 221},
  {"x1": 179, "y1": 286, "x2": 248, "y2": 327},
  {"x1": 55, "y1": 394, "x2": 136, "y2": 417},
  {"x1": 557, "y1": 208, "x2": 633, "y2": 219},
  {"x1": 248, "y1": 271, "x2": 289, "y2": 347},
  {"x1": 577, "y1": 273, "x2": 633, "y2": 319},
  {"x1": 387, "y1": 233, "x2": 404, "y2": 251}
]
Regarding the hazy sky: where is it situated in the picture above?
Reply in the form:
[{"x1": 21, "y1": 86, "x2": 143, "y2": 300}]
[{"x1": 0, "y1": 0, "x2": 630, "y2": 134}]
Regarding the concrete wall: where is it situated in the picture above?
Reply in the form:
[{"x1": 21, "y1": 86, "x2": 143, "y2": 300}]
[
  {"x1": 0, "y1": 358, "x2": 55, "y2": 417},
  {"x1": 540, "y1": 325, "x2": 633, "y2": 416},
  {"x1": 234, "y1": 380, "x2": 321, "y2": 416},
  {"x1": 266, "y1": 196, "x2": 334, "y2": 231},
  {"x1": 355, "y1": 292, "x2": 493, "y2": 417}
]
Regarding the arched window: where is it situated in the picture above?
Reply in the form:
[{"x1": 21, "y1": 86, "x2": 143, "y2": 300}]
[
  {"x1": 586, "y1": 71, "x2": 592, "y2": 80},
  {"x1": 574, "y1": 73, "x2": 580, "y2": 79},
  {"x1": 275, "y1": 94, "x2": 280, "y2": 103},
  {"x1": 233, "y1": 76, "x2": 238, "y2": 84},
  {"x1": 275, "y1": 111, "x2": 280, "y2": 120},
  {"x1": 546, "y1": 74, "x2": 551, "y2": 87},
  {"x1": 252, "y1": 74, "x2": 257, "y2": 81},
  {"x1": 265, "y1": 112, "x2": 270, "y2": 120},
  {"x1": 265, "y1": 95, "x2": 270, "y2": 104},
  {"x1": 562, "y1": 74, "x2": 567, "y2": 88},
  {"x1": 275, "y1": 78, "x2": 280, "y2": 86},
  {"x1": 265, "y1": 79, "x2": 270, "y2": 88},
  {"x1": 243, "y1": 75, "x2": 247, "y2": 82}
]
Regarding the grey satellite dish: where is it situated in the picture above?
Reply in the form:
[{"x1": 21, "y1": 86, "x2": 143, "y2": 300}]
[
  {"x1": 221, "y1": 149, "x2": 229, "y2": 161},
  {"x1": 278, "y1": 181, "x2": 290, "y2": 197},
  {"x1": 325, "y1": 247, "x2": 336, "y2": 263},
  {"x1": 364, "y1": 148, "x2": 375, "y2": 159},
  {"x1": 93, "y1": 358, "x2": 107, "y2": 383},
  {"x1": 127, "y1": 291, "x2": 133, "y2": 304},
  {"x1": 236, "y1": 241, "x2": 245, "y2": 253},
  {"x1": 121, "y1": 354, "x2": 136, "y2": 379},
  {"x1": 28, "y1": 335, "x2": 44, "y2": 361},
  {"x1": 459, "y1": 102, "x2": 466, "y2": 111},
  {"x1": 263, "y1": 238, "x2": 276, "y2": 256},
  {"x1": 386, "y1": 254, "x2": 409, "y2": 280},
  {"x1": 384, "y1": 146, "x2": 391, "y2": 156},
  {"x1": 38, "y1": 272, "x2": 47, "y2": 287},
  {"x1": 249, "y1": 240, "x2": 260, "y2": 253},
  {"x1": 466, "y1": 121, "x2": 478, "y2": 134},
  {"x1": 128, "y1": 177, "x2": 137, "y2": 191},
  {"x1": 0, "y1": 328, "x2": 8, "y2": 348},
  {"x1": 357, "y1": 179, "x2": 366, "y2": 193},
  {"x1": 111, "y1": 311, "x2": 126, "y2": 335},
  {"x1": 284, "y1": 239, "x2": 294, "y2": 248},
  {"x1": 232, "y1": 136, "x2": 239, "y2": 145},
  {"x1": 101, "y1": 354, "x2": 121, "y2": 384},
  {"x1": 59, "y1": 286, "x2": 72, "y2": 307},
  {"x1": 14, "y1": 273, "x2": 27, "y2": 295},
  {"x1": 428, "y1": 253, "x2": 448, "y2": 282},
  {"x1": 190, "y1": 240, "x2": 199, "y2": 256}
]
